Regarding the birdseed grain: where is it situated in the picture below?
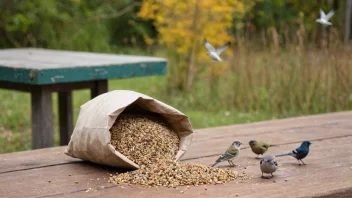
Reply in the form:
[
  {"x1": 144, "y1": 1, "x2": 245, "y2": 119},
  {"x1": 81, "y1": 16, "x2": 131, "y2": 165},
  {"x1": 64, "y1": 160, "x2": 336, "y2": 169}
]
[{"x1": 109, "y1": 113, "x2": 246, "y2": 187}]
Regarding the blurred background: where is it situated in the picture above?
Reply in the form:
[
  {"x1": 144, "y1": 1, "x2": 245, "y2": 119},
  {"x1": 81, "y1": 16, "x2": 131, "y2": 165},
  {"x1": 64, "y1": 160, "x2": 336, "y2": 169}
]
[{"x1": 1, "y1": 0, "x2": 352, "y2": 153}]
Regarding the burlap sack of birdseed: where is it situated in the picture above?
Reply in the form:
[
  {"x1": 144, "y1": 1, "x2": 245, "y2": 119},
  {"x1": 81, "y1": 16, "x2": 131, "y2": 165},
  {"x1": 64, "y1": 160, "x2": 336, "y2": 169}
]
[{"x1": 65, "y1": 90, "x2": 193, "y2": 169}]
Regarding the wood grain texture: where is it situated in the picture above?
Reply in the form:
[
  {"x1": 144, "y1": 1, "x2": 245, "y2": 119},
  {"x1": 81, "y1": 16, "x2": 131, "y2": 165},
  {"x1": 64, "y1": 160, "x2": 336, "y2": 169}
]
[
  {"x1": 0, "y1": 48, "x2": 167, "y2": 85},
  {"x1": 0, "y1": 48, "x2": 167, "y2": 69},
  {"x1": 0, "y1": 111, "x2": 351, "y2": 198},
  {"x1": 0, "y1": 147, "x2": 80, "y2": 174}
]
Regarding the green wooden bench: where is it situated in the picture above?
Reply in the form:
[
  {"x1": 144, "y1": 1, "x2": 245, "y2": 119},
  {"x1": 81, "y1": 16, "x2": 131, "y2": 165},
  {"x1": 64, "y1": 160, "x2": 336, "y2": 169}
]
[{"x1": 0, "y1": 48, "x2": 167, "y2": 149}]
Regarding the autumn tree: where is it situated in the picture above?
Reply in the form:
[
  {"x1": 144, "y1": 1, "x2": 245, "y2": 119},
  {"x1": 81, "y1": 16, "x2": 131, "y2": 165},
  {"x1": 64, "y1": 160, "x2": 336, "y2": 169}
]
[{"x1": 138, "y1": 0, "x2": 246, "y2": 91}]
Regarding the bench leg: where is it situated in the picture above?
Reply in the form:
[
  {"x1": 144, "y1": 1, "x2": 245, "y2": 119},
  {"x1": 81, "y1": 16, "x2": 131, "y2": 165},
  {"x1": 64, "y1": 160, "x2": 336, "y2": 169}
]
[
  {"x1": 58, "y1": 91, "x2": 73, "y2": 145},
  {"x1": 31, "y1": 90, "x2": 53, "y2": 149},
  {"x1": 91, "y1": 80, "x2": 108, "y2": 99}
]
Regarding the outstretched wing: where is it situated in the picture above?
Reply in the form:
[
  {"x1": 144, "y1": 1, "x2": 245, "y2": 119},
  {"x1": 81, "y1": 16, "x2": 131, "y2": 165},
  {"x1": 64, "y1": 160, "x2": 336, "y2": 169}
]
[
  {"x1": 319, "y1": 8, "x2": 326, "y2": 19},
  {"x1": 204, "y1": 39, "x2": 215, "y2": 52},
  {"x1": 325, "y1": 10, "x2": 334, "y2": 20},
  {"x1": 215, "y1": 42, "x2": 231, "y2": 55}
]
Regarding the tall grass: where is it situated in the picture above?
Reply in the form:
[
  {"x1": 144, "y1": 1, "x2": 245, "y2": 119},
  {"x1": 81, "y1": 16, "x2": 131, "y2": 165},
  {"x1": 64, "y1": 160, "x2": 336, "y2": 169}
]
[{"x1": 159, "y1": 39, "x2": 352, "y2": 117}]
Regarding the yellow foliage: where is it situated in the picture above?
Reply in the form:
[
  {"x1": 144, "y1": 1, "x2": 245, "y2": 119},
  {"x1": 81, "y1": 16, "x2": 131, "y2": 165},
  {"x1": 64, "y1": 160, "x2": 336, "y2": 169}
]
[
  {"x1": 138, "y1": 0, "x2": 246, "y2": 60},
  {"x1": 138, "y1": 0, "x2": 248, "y2": 83},
  {"x1": 143, "y1": 35, "x2": 154, "y2": 46}
]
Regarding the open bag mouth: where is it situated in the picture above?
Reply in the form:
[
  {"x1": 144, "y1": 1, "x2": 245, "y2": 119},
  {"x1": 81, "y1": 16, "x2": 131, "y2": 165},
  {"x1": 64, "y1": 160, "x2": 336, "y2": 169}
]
[{"x1": 108, "y1": 111, "x2": 182, "y2": 169}]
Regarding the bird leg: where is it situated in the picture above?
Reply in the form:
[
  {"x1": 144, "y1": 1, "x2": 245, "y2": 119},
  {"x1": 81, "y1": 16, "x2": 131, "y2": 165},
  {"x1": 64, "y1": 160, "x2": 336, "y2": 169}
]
[
  {"x1": 228, "y1": 160, "x2": 232, "y2": 166},
  {"x1": 300, "y1": 159, "x2": 306, "y2": 165},
  {"x1": 228, "y1": 160, "x2": 236, "y2": 167},
  {"x1": 270, "y1": 173, "x2": 274, "y2": 178},
  {"x1": 261, "y1": 172, "x2": 271, "y2": 179},
  {"x1": 297, "y1": 160, "x2": 302, "y2": 166}
]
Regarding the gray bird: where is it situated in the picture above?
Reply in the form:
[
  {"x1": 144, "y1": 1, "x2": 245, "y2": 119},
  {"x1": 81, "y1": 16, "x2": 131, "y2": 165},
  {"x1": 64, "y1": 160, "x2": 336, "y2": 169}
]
[
  {"x1": 210, "y1": 141, "x2": 242, "y2": 167},
  {"x1": 260, "y1": 155, "x2": 278, "y2": 179},
  {"x1": 204, "y1": 39, "x2": 231, "y2": 62}
]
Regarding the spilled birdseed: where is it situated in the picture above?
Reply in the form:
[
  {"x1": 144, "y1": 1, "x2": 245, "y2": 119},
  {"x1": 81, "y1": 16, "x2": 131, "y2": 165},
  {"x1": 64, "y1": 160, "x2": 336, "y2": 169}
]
[
  {"x1": 109, "y1": 159, "x2": 246, "y2": 187},
  {"x1": 109, "y1": 113, "x2": 246, "y2": 187}
]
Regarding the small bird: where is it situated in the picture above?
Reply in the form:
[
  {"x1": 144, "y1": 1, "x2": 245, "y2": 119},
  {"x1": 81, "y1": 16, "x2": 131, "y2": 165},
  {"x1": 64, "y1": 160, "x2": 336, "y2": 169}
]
[
  {"x1": 316, "y1": 9, "x2": 334, "y2": 26},
  {"x1": 210, "y1": 141, "x2": 242, "y2": 167},
  {"x1": 275, "y1": 141, "x2": 312, "y2": 165},
  {"x1": 204, "y1": 39, "x2": 231, "y2": 62},
  {"x1": 249, "y1": 140, "x2": 271, "y2": 158},
  {"x1": 260, "y1": 155, "x2": 278, "y2": 179}
]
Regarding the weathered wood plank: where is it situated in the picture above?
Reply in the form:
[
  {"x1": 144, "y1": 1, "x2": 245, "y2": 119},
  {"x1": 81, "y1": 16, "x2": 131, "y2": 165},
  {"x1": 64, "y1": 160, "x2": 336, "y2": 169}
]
[
  {"x1": 31, "y1": 89, "x2": 54, "y2": 149},
  {"x1": 49, "y1": 137, "x2": 352, "y2": 198},
  {"x1": 0, "y1": 48, "x2": 167, "y2": 68},
  {"x1": 0, "y1": 163, "x2": 116, "y2": 198},
  {"x1": 0, "y1": 48, "x2": 167, "y2": 85},
  {"x1": 0, "y1": 147, "x2": 80, "y2": 174},
  {"x1": 0, "y1": 112, "x2": 351, "y2": 198},
  {"x1": 0, "y1": 135, "x2": 351, "y2": 198},
  {"x1": 59, "y1": 91, "x2": 73, "y2": 146},
  {"x1": 183, "y1": 121, "x2": 352, "y2": 160},
  {"x1": 190, "y1": 110, "x2": 352, "y2": 143}
]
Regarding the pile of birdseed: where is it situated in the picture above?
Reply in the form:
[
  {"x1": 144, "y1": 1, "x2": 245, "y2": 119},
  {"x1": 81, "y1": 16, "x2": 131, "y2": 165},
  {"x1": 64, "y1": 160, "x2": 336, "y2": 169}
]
[
  {"x1": 109, "y1": 113, "x2": 244, "y2": 188},
  {"x1": 110, "y1": 113, "x2": 179, "y2": 166},
  {"x1": 109, "y1": 159, "x2": 242, "y2": 187}
]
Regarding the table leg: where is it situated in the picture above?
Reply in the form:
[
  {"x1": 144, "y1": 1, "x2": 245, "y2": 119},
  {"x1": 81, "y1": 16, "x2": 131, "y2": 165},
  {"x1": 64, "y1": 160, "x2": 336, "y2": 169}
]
[
  {"x1": 31, "y1": 90, "x2": 53, "y2": 149},
  {"x1": 91, "y1": 80, "x2": 108, "y2": 99},
  {"x1": 58, "y1": 91, "x2": 73, "y2": 145}
]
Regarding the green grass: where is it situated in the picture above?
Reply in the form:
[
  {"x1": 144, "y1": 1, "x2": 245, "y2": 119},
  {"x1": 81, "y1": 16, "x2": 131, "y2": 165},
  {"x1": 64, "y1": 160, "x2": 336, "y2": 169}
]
[{"x1": 0, "y1": 76, "x2": 275, "y2": 154}]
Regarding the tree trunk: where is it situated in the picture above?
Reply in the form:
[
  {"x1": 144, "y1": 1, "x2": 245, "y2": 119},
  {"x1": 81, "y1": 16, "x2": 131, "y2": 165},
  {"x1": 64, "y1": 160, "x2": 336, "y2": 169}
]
[
  {"x1": 345, "y1": 0, "x2": 352, "y2": 48},
  {"x1": 186, "y1": 0, "x2": 200, "y2": 91}
]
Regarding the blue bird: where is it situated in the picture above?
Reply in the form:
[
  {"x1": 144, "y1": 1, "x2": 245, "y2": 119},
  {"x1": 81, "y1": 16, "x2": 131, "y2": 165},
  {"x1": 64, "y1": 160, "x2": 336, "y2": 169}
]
[{"x1": 275, "y1": 141, "x2": 312, "y2": 165}]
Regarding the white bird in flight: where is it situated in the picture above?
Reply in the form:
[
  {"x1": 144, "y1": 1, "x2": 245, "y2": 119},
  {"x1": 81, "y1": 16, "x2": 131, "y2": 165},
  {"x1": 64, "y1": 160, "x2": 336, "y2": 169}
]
[
  {"x1": 316, "y1": 9, "x2": 334, "y2": 26},
  {"x1": 204, "y1": 39, "x2": 231, "y2": 62}
]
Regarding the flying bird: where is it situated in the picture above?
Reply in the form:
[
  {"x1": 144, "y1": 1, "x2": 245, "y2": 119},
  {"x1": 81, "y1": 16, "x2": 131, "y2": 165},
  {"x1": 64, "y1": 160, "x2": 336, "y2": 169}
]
[
  {"x1": 204, "y1": 39, "x2": 231, "y2": 62},
  {"x1": 249, "y1": 140, "x2": 272, "y2": 158},
  {"x1": 275, "y1": 141, "x2": 312, "y2": 165},
  {"x1": 260, "y1": 155, "x2": 278, "y2": 179},
  {"x1": 210, "y1": 141, "x2": 242, "y2": 167},
  {"x1": 316, "y1": 9, "x2": 334, "y2": 26}
]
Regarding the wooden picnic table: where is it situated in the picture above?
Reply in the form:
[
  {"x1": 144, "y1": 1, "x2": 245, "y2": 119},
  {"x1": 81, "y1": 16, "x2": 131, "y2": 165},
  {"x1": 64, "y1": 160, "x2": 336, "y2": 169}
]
[
  {"x1": 0, "y1": 48, "x2": 167, "y2": 149},
  {"x1": 1, "y1": 111, "x2": 351, "y2": 198}
]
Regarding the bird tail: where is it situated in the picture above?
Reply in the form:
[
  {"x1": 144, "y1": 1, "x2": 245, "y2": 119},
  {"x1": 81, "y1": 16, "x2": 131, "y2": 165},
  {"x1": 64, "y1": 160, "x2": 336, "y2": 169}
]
[
  {"x1": 275, "y1": 153, "x2": 291, "y2": 157},
  {"x1": 210, "y1": 162, "x2": 219, "y2": 167}
]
